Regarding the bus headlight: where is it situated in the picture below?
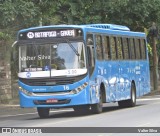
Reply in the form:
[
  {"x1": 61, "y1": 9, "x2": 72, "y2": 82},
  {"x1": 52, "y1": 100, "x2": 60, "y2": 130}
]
[
  {"x1": 19, "y1": 86, "x2": 33, "y2": 96},
  {"x1": 71, "y1": 82, "x2": 88, "y2": 94}
]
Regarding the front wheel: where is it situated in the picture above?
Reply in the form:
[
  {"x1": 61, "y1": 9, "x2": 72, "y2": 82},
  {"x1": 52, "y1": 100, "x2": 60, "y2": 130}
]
[
  {"x1": 37, "y1": 107, "x2": 50, "y2": 118},
  {"x1": 91, "y1": 90, "x2": 103, "y2": 114}
]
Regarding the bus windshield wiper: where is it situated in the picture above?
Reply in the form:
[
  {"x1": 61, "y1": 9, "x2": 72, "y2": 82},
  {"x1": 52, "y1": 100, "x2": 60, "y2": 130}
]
[{"x1": 64, "y1": 38, "x2": 80, "y2": 56}]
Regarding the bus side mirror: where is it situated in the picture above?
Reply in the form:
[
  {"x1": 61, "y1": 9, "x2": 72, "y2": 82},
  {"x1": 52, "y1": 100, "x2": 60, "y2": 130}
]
[{"x1": 12, "y1": 41, "x2": 17, "y2": 48}]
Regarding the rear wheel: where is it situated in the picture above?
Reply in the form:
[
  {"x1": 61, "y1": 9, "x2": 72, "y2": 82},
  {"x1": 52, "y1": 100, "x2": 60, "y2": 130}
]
[
  {"x1": 37, "y1": 107, "x2": 50, "y2": 118},
  {"x1": 118, "y1": 82, "x2": 136, "y2": 108},
  {"x1": 127, "y1": 82, "x2": 136, "y2": 107}
]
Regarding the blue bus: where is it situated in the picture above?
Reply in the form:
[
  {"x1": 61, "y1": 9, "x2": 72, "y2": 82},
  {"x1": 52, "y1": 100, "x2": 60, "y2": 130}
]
[{"x1": 17, "y1": 24, "x2": 150, "y2": 118}]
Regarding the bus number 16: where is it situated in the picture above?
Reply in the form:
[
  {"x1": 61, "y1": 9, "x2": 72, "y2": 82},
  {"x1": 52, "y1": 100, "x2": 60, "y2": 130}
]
[{"x1": 64, "y1": 85, "x2": 69, "y2": 90}]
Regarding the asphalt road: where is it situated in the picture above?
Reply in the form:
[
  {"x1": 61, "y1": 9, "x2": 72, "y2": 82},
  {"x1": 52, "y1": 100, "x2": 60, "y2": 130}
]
[{"x1": 0, "y1": 94, "x2": 160, "y2": 136}]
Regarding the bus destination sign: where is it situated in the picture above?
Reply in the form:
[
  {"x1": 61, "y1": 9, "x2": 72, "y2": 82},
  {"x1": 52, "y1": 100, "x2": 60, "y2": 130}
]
[
  {"x1": 27, "y1": 30, "x2": 74, "y2": 39},
  {"x1": 19, "y1": 29, "x2": 78, "y2": 40}
]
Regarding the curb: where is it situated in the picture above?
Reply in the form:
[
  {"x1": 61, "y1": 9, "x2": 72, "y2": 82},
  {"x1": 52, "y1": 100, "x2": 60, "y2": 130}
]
[
  {"x1": 0, "y1": 104, "x2": 20, "y2": 110},
  {"x1": 145, "y1": 90, "x2": 160, "y2": 96}
]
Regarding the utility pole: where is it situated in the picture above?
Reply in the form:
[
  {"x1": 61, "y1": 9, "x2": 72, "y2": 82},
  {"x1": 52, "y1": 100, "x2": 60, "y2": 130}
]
[{"x1": 148, "y1": 22, "x2": 158, "y2": 91}]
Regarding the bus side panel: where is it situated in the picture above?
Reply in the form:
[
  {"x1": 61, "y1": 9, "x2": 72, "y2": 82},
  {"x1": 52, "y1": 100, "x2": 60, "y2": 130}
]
[
  {"x1": 117, "y1": 61, "x2": 131, "y2": 101},
  {"x1": 138, "y1": 60, "x2": 151, "y2": 96},
  {"x1": 88, "y1": 61, "x2": 113, "y2": 104},
  {"x1": 130, "y1": 60, "x2": 150, "y2": 98}
]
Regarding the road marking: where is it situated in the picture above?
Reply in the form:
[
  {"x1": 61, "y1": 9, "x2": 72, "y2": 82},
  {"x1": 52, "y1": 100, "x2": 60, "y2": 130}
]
[
  {"x1": 97, "y1": 134, "x2": 113, "y2": 136},
  {"x1": 136, "y1": 122, "x2": 152, "y2": 127},
  {"x1": 0, "y1": 112, "x2": 36, "y2": 118},
  {"x1": 137, "y1": 97, "x2": 160, "y2": 101}
]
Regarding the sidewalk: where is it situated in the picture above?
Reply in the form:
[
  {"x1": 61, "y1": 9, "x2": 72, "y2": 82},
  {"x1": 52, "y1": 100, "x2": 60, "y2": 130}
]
[
  {"x1": 0, "y1": 104, "x2": 36, "y2": 116},
  {"x1": 146, "y1": 90, "x2": 160, "y2": 96}
]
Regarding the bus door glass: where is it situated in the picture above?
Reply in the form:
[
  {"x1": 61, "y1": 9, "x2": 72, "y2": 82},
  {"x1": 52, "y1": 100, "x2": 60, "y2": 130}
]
[{"x1": 87, "y1": 34, "x2": 95, "y2": 76}]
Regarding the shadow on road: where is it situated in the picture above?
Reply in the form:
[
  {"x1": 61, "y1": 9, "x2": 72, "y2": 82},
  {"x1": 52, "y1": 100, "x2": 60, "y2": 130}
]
[{"x1": 27, "y1": 103, "x2": 145, "y2": 120}]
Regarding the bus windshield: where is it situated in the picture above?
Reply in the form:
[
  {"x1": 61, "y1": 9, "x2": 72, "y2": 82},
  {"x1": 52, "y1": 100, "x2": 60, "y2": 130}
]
[{"x1": 19, "y1": 41, "x2": 86, "y2": 73}]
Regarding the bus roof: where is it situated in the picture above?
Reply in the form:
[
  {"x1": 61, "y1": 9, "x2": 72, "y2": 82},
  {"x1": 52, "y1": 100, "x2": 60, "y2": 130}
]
[
  {"x1": 18, "y1": 24, "x2": 146, "y2": 37},
  {"x1": 19, "y1": 24, "x2": 129, "y2": 32}
]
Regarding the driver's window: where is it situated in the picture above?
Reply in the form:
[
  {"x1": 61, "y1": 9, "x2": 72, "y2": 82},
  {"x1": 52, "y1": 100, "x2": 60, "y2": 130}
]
[
  {"x1": 87, "y1": 34, "x2": 93, "y2": 45},
  {"x1": 87, "y1": 34, "x2": 95, "y2": 76}
]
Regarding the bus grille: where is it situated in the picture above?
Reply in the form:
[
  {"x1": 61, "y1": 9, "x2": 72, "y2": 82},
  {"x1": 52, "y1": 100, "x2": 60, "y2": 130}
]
[{"x1": 19, "y1": 74, "x2": 86, "y2": 86}]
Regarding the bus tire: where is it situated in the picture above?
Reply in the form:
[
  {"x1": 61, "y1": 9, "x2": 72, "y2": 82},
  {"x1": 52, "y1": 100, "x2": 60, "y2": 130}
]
[
  {"x1": 118, "y1": 82, "x2": 136, "y2": 108},
  {"x1": 91, "y1": 90, "x2": 103, "y2": 114},
  {"x1": 37, "y1": 107, "x2": 50, "y2": 118},
  {"x1": 127, "y1": 82, "x2": 136, "y2": 107}
]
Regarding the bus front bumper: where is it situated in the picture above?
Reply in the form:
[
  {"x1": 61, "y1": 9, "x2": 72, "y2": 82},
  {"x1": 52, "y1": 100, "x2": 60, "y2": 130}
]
[{"x1": 19, "y1": 89, "x2": 90, "y2": 108}]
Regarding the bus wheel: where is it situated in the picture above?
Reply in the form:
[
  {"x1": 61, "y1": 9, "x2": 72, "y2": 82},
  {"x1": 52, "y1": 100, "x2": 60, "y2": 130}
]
[
  {"x1": 127, "y1": 82, "x2": 136, "y2": 107},
  {"x1": 37, "y1": 107, "x2": 50, "y2": 118},
  {"x1": 91, "y1": 91, "x2": 103, "y2": 114},
  {"x1": 118, "y1": 83, "x2": 136, "y2": 108}
]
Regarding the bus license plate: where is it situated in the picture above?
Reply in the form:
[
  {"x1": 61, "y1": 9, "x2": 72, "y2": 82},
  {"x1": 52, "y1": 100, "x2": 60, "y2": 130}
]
[{"x1": 46, "y1": 99, "x2": 58, "y2": 103}]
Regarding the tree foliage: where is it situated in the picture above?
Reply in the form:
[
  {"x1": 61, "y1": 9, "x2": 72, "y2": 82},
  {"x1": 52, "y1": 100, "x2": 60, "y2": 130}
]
[
  {"x1": 1, "y1": 0, "x2": 160, "y2": 31},
  {"x1": 0, "y1": 0, "x2": 40, "y2": 29}
]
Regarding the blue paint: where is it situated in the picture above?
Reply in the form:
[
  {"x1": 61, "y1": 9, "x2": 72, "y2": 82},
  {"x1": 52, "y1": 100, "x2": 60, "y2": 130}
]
[{"x1": 17, "y1": 24, "x2": 150, "y2": 108}]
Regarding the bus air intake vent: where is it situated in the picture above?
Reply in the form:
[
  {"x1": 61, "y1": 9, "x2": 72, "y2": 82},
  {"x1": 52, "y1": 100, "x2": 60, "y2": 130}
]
[
  {"x1": 83, "y1": 24, "x2": 130, "y2": 31},
  {"x1": 19, "y1": 74, "x2": 86, "y2": 86}
]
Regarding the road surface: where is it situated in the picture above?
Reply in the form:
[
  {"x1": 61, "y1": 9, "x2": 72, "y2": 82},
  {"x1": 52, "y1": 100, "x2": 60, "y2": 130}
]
[{"x1": 0, "y1": 94, "x2": 160, "y2": 136}]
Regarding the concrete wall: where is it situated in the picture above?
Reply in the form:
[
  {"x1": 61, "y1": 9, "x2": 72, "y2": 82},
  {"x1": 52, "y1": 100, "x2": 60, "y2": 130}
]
[
  {"x1": 0, "y1": 41, "x2": 12, "y2": 104},
  {"x1": 0, "y1": 64, "x2": 12, "y2": 104}
]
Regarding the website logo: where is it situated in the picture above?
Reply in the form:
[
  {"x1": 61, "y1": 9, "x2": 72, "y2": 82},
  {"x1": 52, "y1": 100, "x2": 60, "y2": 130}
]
[{"x1": 2, "y1": 128, "x2": 11, "y2": 133}]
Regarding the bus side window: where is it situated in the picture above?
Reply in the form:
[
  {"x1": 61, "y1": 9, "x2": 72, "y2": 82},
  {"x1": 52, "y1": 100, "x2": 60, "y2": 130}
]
[
  {"x1": 96, "y1": 35, "x2": 103, "y2": 60},
  {"x1": 87, "y1": 34, "x2": 94, "y2": 45},
  {"x1": 117, "y1": 37, "x2": 123, "y2": 60},
  {"x1": 87, "y1": 34, "x2": 95, "y2": 76},
  {"x1": 122, "y1": 37, "x2": 129, "y2": 59},
  {"x1": 110, "y1": 36, "x2": 117, "y2": 60},
  {"x1": 130, "y1": 38, "x2": 136, "y2": 59},
  {"x1": 103, "y1": 36, "x2": 110, "y2": 60},
  {"x1": 140, "y1": 39, "x2": 147, "y2": 59},
  {"x1": 135, "y1": 38, "x2": 141, "y2": 59}
]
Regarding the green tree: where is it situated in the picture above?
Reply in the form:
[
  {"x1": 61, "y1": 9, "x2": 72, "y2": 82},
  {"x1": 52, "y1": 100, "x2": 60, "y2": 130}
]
[{"x1": 1, "y1": 0, "x2": 160, "y2": 81}]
